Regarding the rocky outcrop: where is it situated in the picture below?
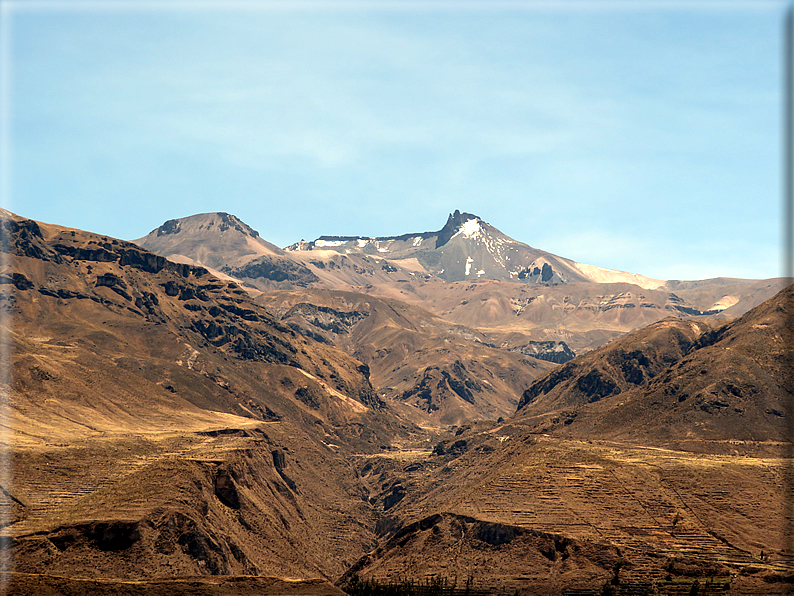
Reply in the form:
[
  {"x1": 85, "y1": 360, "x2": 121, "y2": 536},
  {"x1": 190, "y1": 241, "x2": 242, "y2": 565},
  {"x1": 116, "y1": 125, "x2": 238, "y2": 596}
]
[
  {"x1": 95, "y1": 273, "x2": 132, "y2": 301},
  {"x1": 221, "y1": 256, "x2": 319, "y2": 285},
  {"x1": 401, "y1": 361, "x2": 483, "y2": 413},
  {"x1": 509, "y1": 340, "x2": 575, "y2": 364},
  {"x1": 282, "y1": 303, "x2": 368, "y2": 337},
  {"x1": 434, "y1": 209, "x2": 479, "y2": 249}
]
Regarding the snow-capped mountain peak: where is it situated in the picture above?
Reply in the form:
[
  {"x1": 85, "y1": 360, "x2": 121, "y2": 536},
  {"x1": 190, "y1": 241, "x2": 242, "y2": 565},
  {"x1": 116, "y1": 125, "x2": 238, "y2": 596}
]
[{"x1": 453, "y1": 217, "x2": 484, "y2": 240}]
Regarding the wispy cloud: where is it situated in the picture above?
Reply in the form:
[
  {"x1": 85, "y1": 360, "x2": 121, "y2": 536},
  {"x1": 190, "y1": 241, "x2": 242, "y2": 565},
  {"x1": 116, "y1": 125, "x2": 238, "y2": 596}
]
[{"x1": 5, "y1": 4, "x2": 785, "y2": 278}]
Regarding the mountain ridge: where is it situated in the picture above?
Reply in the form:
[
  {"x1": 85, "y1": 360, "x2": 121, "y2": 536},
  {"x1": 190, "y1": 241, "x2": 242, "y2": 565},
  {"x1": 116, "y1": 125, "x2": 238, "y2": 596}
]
[
  {"x1": 134, "y1": 210, "x2": 785, "y2": 356},
  {"x1": 137, "y1": 208, "x2": 775, "y2": 300},
  {"x1": 286, "y1": 208, "x2": 593, "y2": 285}
]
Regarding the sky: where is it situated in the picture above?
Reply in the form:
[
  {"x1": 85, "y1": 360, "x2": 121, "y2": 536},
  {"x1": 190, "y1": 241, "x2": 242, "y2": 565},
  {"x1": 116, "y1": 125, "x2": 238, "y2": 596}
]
[{"x1": 1, "y1": 0, "x2": 788, "y2": 281}]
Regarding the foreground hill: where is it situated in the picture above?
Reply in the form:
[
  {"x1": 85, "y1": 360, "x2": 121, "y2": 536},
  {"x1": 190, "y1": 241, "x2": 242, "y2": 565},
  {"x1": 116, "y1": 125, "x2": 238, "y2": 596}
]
[
  {"x1": 343, "y1": 425, "x2": 788, "y2": 594},
  {"x1": 516, "y1": 283, "x2": 793, "y2": 450},
  {"x1": 1, "y1": 210, "x2": 428, "y2": 589}
]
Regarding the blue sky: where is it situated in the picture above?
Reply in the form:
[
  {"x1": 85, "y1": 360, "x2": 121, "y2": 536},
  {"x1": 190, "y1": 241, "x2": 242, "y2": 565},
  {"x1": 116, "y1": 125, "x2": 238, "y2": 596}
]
[{"x1": 1, "y1": 1, "x2": 787, "y2": 280}]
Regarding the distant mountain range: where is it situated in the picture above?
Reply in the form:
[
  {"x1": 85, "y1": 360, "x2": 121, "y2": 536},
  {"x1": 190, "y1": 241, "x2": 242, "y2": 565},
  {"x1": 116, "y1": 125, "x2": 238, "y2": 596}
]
[
  {"x1": 130, "y1": 209, "x2": 786, "y2": 427},
  {"x1": 135, "y1": 210, "x2": 783, "y2": 351},
  {"x1": 137, "y1": 209, "x2": 676, "y2": 289}
]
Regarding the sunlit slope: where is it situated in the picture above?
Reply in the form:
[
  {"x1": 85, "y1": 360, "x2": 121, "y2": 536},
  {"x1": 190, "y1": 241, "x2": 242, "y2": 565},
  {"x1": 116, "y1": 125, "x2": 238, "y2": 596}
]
[{"x1": 2, "y1": 211, "x2": 415, "y2": 583}]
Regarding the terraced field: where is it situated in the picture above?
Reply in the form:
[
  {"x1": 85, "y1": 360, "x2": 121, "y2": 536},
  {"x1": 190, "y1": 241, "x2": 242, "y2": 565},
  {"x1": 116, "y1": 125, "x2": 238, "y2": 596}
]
[
  {"x1": 8, "y1": 426, "x2": 261, "y2": 534},
  {"x1": 377, "y1": 432, "x2": 789, "y2": 592}
]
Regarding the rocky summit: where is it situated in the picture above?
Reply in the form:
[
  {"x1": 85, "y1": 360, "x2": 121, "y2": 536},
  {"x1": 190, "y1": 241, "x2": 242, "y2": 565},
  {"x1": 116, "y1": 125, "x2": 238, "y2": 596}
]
[
  {"x1": 136, "y1": 212, "x2": 320, "y2": 290},
  {"x1": 287, "y1": 209, "x2": 594, "y2": 284},
  {"x1": 2, "y1": 208, "x2": 791, "y2": 595}
]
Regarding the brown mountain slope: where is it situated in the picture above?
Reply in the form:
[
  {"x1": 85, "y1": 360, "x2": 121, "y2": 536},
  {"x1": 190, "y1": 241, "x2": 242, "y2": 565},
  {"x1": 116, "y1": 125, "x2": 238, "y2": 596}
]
[
  {"x1": 343, "y1": 425, "x2": 788, "y2": 593},
  {"x1": 258, "y1": 288, "x2": 557, "y2": 427},
  {"x1": 1, "y1": 211, "x2": 424, "y2": 586},
  {"x1": 516, "y1": 283, "x2": 793, "y2": 449},
  {"x1": 334, "y1": 287, "x2": 792, "y2": 593},
  {"x1": 515, "y1": 318, "x2": 713, "y2": 414},
  {"x1": 134, "y1": 212, "x2": 320, "y2": 289},
  {"x1": 6, "y1": 213, "x2": 385, "y2": 431}
]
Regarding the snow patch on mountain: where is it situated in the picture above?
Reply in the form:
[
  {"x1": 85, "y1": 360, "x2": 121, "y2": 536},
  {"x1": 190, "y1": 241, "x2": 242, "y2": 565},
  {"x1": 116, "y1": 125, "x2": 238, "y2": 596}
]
[
  {"x1": 316, "y1": 239, "x2": 346, "y2": 248},
  {"x1": 465, "y1": 256, "x2": 474, "y2": 276},
  {"x1": 708, "y1": 295, "x2": 740, "y2": 312},
  {"x1": 573, "y1": 262, "x2": 665, "y2": 290},
  {"x1": 449, "y1": 217, "x2": 516, "y2": 269},
  {"x1": 456, "y1": 218, "x2": 483, "y2": 239}
]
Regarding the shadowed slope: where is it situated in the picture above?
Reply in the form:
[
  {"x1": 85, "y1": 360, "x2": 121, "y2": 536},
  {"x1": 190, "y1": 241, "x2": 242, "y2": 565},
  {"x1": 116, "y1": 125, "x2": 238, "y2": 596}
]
[
  {"x1": 259, "y1": 288, "x2": 557, "y2": 426},
  {"x1": 516, "y1": 284, "x2": 793, "y2": 448}
]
